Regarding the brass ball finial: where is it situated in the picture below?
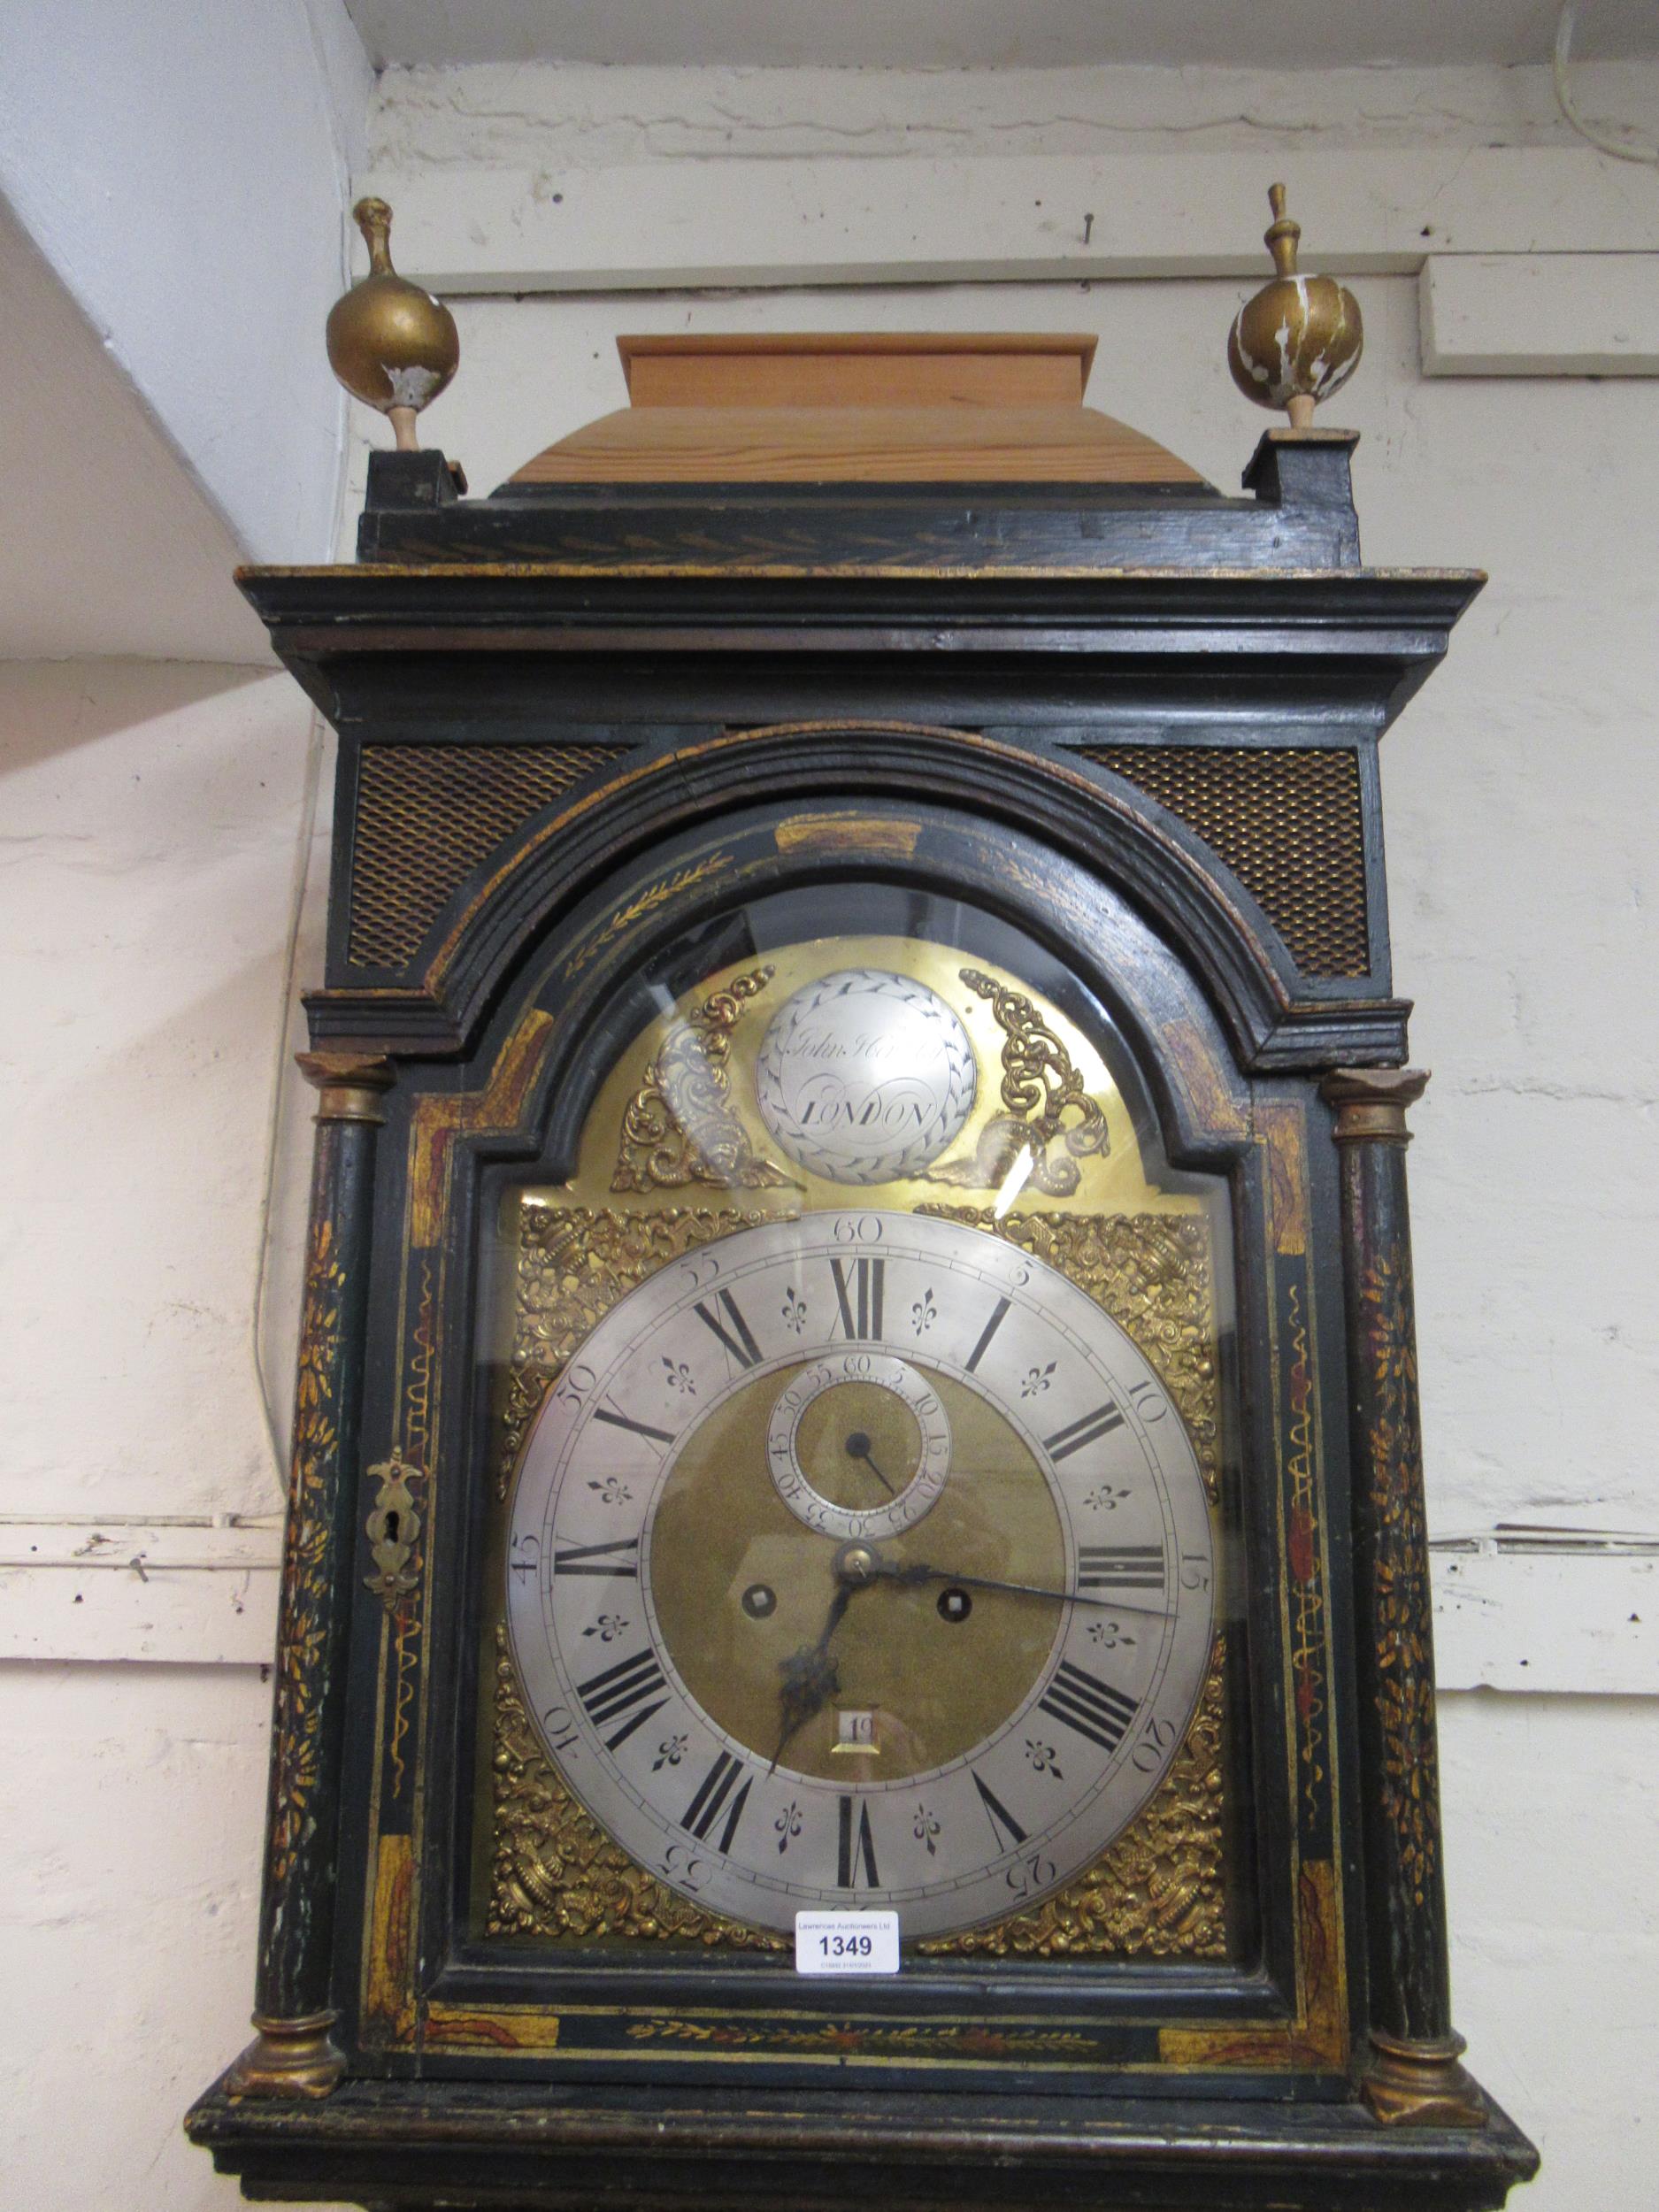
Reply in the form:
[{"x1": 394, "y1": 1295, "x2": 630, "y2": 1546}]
[
  {"x1": 1227, "y1": 183, "x2": 1362, "y2": 430},
  {"x1": 326, "y1": 198, "x2": 459, "y2": 452}
]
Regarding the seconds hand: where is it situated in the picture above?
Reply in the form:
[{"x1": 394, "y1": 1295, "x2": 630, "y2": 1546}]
[{"x1": 843, "y1": 1431, "x2": 895, "y2": 1497}]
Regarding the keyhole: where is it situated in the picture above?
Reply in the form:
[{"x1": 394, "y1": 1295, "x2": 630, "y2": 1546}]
[{"x1": 383, "y1": 1509, "x2": 400, "y2": 1544}]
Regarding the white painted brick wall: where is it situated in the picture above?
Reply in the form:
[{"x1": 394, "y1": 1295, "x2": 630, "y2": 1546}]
[{"x1": 1, "y1": 53, "x2": 1654, "y2": 2212}]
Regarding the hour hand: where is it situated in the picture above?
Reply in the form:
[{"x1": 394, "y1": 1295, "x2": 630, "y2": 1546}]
[{"x1": 769, "y1": 1582, "x2": 854, "y2": 1772}]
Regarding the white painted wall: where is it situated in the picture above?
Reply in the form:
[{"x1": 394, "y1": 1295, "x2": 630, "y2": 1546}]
[
  {"x1": 0, "y1": 0, "x2": 372, "y2": 564},
  {"x1": 0, "y1": 203, "x2": 273, "y2": 664},
  {"x1": 1, "y1": 50, "x2": 1654, "y2": 2212}
]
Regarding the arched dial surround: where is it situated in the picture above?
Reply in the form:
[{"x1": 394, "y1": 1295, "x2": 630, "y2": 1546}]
[{"x1": 506, "y1": 1210, "x2": 1215, "y2": 1942}]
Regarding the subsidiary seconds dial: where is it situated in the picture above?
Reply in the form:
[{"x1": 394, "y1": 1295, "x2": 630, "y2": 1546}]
[{"x1": 506, "y1": 1210, "x2": 1215, "y2": 1942}]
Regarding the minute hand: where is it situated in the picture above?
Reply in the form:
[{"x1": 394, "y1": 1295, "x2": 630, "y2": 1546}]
[{"x1": 856, "y1": 1555, "x2": 1145, "y2": 1612}]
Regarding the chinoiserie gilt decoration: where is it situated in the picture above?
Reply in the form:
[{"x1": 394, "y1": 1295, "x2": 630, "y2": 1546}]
[
  {"x1": 188, "y1": 223, "x2": 1536, "y2": 2212},
  {"x1": 1228, "y1": 183, "x2": 1363, "y2": 428},
  {"x1": 326, "y1": 198, "x2": 458, "y2": 451}
]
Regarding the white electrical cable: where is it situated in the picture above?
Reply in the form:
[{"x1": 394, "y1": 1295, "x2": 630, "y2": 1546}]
[{"x1": 1555, "y1": 1, "x2": 1659, "y2": 165}]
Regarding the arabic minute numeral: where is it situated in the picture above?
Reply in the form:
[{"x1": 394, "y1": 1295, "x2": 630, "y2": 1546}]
[
  {"x1": 554, "y1": 1361, "x2": 595, "y2": 1409},
  {"x1": 1127, "y1": 1378, "x2": 1169, "y2": 1423},
  {"x1": 1004, "y1": 1848, "x2": 1057, "y2": 1901},
  {"x1": 1132, "y1": 1714, "x2": 1180, "y2": 1775},
  {"x1": 659, "y1": 1842, "x2": 707, "y2": 1893},
  {"x1": 539, "y1": 1704, "x2": 580, "y2": 1756}
]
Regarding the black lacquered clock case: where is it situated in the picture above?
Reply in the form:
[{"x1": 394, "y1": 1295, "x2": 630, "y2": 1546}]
[{"x1": 185, "y1": 434, "x2": 1537, "y2": 2209}]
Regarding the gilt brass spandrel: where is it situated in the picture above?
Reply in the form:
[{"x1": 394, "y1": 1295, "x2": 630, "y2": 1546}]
[
  {"x1": 917, "y1": 1205, "x2": 1222, "y2": 1505},
  {"x1": 497, "y1": 1203, "x2": 791, "y2": 1499},
  {"x1": 920, "y1": 968, "x2": 1108, "y2": 1197}
]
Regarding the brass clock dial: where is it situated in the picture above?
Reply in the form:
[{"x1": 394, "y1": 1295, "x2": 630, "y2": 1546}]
[{"x1": 506, "y1": 1208, "x2": 1215, "y2": 1941}]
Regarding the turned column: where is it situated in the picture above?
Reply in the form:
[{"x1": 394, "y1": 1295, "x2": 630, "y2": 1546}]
[
  {"x1": 227, "y1": 1050, "x2": 395, "y2": 2098},
  {"x1": 1321, "y1": 1069, "x2": 1485, "y2": 2129}
]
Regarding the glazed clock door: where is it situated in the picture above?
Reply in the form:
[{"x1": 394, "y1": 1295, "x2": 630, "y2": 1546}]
[{"x1": 470, "y1": 867, "x2": 1243, "y2": 1978}]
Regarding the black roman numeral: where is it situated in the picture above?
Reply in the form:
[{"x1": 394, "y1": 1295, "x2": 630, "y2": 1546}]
[
  {"x1": 1037, "y1": 1662, "x2": 1140, "y2": 1755},
  {"x1": 681, "y1": 1750, "x2": 753, "y2": 1851},
  {"x1": 694, "y1": 1290, "x2": 763, "y2": 1370},
  {"x1": 971, "y1": 1770, "x2": 1028, "y2": 1851},
  {"x1": 1079, "y1": 1545, "x2": 1165, "y2": 1592},
  {"x1": 552, "y1": 1536, "x2": 640, "y2": 1578},
  {"x1": 1044, "y1": 1399, "x2": 1126, "y2": 1462},
  {"x1": 964, "y1": 1295, "x2": 1011, "y2": 1375},
  {"x1": 576, "y1": 1648, "x2": 669, "y2": 1751},
  {"x1": 837, "y1": 1795, "x2": 879, "y2": 1887},
  {"x1": 830, "y1": 1256, "x2": 885, "y2": 1340},
  {"x1": 591, "y1": 1402, "x2": 676, "y2": 1448}
]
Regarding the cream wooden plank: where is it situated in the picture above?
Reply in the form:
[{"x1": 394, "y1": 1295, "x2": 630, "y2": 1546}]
[
  {"x1": 4, "y1": 1514, "x2": 1655, "y2": 1686},
  {"x1": 1431, "y1": 1536, "x2": 1658, "y2": 1693},
  {"x1": 365, "y1": 148, "x2": 1659, "y2": 296},
  {"x1": 0, "y1": 1517, "x2": 280, "y2": 1665},
  {"x1": 1421, "y1": 252, "x2": 1659, "y2": 376}
]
